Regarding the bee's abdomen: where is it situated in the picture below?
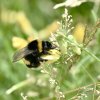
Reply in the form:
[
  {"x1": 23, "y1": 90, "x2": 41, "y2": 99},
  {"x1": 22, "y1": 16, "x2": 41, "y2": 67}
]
[{"x1": 24, "y1": 54, "x2": 40, "y2": 68}]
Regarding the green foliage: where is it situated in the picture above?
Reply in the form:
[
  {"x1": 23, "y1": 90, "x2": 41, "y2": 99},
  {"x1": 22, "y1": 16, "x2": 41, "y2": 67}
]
[{"x1": 0, "y1": 0, "x2": 100, "y2": 100}]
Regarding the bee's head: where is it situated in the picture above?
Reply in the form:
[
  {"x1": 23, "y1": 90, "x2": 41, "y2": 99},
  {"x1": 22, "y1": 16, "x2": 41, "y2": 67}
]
[{"x1": 43, "y1": 41, "x2": 57, "y2": 50}]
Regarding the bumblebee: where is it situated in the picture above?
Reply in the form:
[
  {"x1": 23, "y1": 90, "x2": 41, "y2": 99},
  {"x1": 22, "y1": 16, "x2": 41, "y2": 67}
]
[{"x1": 13, "y1": 40, "x2": 60, "y2": 68}]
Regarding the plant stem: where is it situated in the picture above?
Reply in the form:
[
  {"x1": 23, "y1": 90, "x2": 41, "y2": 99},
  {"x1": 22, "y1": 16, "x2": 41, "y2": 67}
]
[{"x1": 6, "y1": 77, "x2": 35, "y2": 95}]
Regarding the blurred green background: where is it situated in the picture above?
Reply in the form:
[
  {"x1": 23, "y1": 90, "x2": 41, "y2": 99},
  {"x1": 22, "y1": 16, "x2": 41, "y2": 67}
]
[{"x1": 0, "y1": 0, "x2": 100, "y2": 100}]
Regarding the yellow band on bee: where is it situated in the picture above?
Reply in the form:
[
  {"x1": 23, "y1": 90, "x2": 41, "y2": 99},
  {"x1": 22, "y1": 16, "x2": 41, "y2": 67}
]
[{"x1": 37, "y1": 40, "x2": 42, "y2": 52}]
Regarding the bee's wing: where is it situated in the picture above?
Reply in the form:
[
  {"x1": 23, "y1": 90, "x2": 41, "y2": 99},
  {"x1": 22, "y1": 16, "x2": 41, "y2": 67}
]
[{"x1": 13, "y1": 47, "x2": 33, "y2": 62}]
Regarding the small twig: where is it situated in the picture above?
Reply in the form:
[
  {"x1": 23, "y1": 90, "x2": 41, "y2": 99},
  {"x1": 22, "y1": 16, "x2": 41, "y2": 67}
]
[
  {"x1": 82, "y1": 66, "x2": 95, "y2": 83},
  {"x1": 64, "y1": 82, "x2": 100, "y2": 95},
  {"x1": 83, "y1": 24, "x2": 88, "y2": 45},
  {"x1": 84, "y1": 26, "x2": 97, "y2": 47},
  {"x1": 93, "y1": 83, "x2": 97, "y2": 100},
  {"x1": 82, "y1": 47, "x2": 100, "y2": 62}
]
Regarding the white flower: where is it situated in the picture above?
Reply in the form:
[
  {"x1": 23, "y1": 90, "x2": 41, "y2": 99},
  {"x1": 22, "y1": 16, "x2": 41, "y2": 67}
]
[{"x1": 54, "y1": 0, "x2": 87, "y2": 9}]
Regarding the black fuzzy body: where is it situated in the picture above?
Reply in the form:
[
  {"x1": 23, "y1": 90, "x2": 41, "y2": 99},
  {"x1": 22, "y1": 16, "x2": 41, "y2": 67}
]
[{"x1": 24, "y1": 40, "x2": 55, "y2": 68}]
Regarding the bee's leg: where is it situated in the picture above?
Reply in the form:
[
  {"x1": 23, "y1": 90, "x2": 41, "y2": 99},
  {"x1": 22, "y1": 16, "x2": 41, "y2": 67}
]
[
  {"x1": 38, "y1": 57, "x2": 47, "y2": 62},
  {"x1": 41, "y1": 50, "x2": 50, "y2": 55}
]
